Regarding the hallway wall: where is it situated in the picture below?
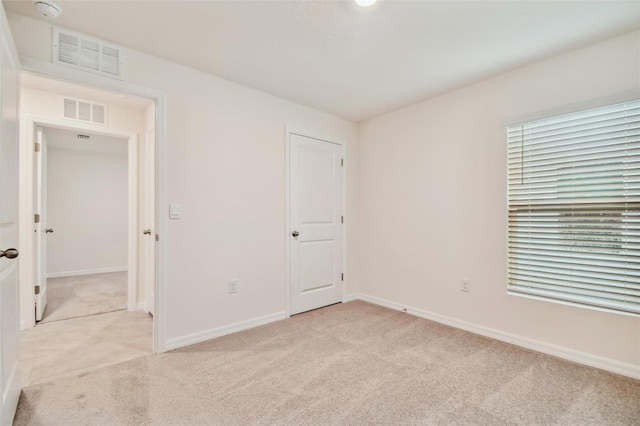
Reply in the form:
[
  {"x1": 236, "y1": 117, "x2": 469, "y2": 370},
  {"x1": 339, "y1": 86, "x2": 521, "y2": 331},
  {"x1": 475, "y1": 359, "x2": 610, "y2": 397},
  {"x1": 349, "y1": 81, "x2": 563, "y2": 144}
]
[{"x1": 46, "y1": 144, "x2": 128, "y2": 276}]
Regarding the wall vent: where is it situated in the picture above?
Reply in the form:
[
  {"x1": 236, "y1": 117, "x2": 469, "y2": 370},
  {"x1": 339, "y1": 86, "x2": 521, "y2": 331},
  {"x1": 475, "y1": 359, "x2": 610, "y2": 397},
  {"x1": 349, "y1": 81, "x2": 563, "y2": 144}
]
[
  {"x1": 53, "y1": 27, "x2": 123, "y2": 80},
  {"x1": 62, "y1": 97, "x2": 107, "y2": 125}
]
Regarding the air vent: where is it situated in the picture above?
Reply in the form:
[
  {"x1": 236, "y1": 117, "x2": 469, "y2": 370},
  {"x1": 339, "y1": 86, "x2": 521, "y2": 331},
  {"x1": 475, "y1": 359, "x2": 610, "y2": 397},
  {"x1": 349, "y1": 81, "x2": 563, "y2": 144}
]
[
  {"x1": 53, "y1": 27, "x2": 123, "y2": 79},
  {"x1": 62, "y1": 97, "x2": 107, "y2": 125},
  {"x1": 77, "y1": 134, "x2": 91, "y2": 140}
]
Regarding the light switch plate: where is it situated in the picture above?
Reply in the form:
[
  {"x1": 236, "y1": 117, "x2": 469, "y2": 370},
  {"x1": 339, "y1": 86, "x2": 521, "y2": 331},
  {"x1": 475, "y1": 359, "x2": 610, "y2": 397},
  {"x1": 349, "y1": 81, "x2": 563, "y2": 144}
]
[{"x1": 169, "y1": 203, "x2": 181, "y2": 219}]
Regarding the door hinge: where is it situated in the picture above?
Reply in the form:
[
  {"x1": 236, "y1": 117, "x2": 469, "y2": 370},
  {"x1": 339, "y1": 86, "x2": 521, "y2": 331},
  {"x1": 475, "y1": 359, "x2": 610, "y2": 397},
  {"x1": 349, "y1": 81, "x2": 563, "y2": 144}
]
[
  {"x1": 155, "y1": 234, "x2": 159, "y2": 242},
  {"x1": 341, "y1": 216, "x2": 344, "y2": 224},
  {"x1": 341, "y1": 273, "x2": 344, "y2": 281},
  {"x1": 34, "y1": 142, "x2": 41, "y2": 152},
  {"x1": 341, "y1": 158, "x2": 344, "y2": 167},
  {"x1": 35, "y1": 285, "x2": 40, "y2": 295},
  {"x1": 34, "y1": 213, "x2": 40, "y2": 223}
]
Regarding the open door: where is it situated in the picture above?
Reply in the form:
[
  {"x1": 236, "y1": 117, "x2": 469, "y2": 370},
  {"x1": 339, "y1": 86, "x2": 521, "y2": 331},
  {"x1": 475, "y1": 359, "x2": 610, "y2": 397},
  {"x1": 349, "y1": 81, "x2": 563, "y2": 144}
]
[
  {"x1": 0, "y1": 5, "x2": 22, "y2": 423},
  {"x1": 143, "y1": 127, "x2": 156, "y2": 314},
  {"x1": 34, "y1": 127, "x2": 48, "y2": 321}
]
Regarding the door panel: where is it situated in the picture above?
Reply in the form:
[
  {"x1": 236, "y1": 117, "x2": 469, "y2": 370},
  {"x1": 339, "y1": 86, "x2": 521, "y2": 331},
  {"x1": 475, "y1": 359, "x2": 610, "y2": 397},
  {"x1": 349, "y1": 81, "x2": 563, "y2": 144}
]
[
  {"x1": 300, "y1": 147, "x2": 334, "y2": 223},
  {"x1": 144, "y1": 128, "x2": 156, "y2": 315},
  {"x1": 300, "y1": 240, "x2": 334, "y2": 292},
  {"x1": 289, "y1": 133, "x2": 343, "y2": 315},
  {"x1": 34, "y1": 128, "x2": 47, "y2": 321},
  {"x1": 0, "y1": 7, "x2": 22, "y2": 424}
]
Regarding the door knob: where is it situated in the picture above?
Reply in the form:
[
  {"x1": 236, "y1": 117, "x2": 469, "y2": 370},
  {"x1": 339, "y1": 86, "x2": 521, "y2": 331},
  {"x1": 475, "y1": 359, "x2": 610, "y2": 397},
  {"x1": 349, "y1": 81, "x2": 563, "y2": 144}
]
[
  {"x1": 143, "y1": 229, "x2": 152, "y2": 235},
  {"x1": 292, "y1": 230, "x2": 299, "y2": 237},
  {"x1": 45, "y1": 228, "x2": 54, "y2": 234},
  {"x1": 0, "y1": 248, "x2": 19, "y2": 259}
]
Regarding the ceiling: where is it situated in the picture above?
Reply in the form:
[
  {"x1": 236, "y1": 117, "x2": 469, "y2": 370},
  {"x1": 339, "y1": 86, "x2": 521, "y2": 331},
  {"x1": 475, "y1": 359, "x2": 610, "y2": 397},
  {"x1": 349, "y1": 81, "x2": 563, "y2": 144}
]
[
  {"x1": 44, "y1": 126, "x2": 128, "y2": 156},
  {"x1": 5, "y1": 1, "x2": 640, "y2": 122}
]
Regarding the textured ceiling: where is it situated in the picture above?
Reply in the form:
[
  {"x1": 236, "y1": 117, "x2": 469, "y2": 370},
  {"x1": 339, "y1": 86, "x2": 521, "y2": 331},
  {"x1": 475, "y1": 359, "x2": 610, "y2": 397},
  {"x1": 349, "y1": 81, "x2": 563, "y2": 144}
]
[{"x1": 5, "y1": 1, "x2": 640, "y2": 122}]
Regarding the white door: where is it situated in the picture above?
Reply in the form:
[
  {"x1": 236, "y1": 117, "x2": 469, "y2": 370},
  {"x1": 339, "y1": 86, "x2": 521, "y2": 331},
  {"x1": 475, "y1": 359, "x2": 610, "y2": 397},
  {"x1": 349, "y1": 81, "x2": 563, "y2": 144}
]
[
  {"x1": 34, "y1": 127, "x2": 48, "y2": 321},
  {"x1": 143, "y1": 128, "x2": 156, "y2": 315},
  {"x1": 0, "y1": 7, "x2": 22, "y2": 424},
  {"x1": 289, "y1": 133, "x2": 343, "y2": 315}
]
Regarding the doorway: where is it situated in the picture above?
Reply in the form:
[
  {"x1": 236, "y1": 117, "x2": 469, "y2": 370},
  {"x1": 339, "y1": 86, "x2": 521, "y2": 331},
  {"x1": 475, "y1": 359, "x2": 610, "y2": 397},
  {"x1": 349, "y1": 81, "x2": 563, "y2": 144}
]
[
  {"x1": 35, "y1": 126, "x2": 130, "y2": 323},
  {"x1": 18, "y1": 73, "x2": 157, "y2": 385}
]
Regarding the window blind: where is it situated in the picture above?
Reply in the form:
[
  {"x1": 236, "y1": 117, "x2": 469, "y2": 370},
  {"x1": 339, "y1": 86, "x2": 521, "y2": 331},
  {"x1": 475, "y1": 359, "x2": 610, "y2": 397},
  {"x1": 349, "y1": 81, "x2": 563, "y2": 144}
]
[{"x1": 506, "y1": 99, "x2": 640, "y2": 315}]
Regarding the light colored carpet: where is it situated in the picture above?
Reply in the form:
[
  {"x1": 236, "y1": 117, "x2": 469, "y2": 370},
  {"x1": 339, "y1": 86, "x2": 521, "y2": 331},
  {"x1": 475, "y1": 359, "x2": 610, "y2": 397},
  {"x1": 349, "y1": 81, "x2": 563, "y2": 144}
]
[
  {"x1": 40, "y1": 272, "x2": 127, "y2": 323},
  {"x1": 14, "y1": 301, "x2": 640, "y2": 425},
  {"x1": 21, "y1": 310, "x2": 152, "y2": 386}
]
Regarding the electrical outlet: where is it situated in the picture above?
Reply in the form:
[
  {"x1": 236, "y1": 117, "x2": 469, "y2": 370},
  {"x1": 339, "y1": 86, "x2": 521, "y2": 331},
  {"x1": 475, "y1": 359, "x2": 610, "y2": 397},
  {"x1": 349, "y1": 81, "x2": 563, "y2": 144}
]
[
  {"x1": 228, "y1": 279, "x2": 238, "y2": 294},
  {"x1": 461, "y1": 278, "x2": 471, "y2": 292}
]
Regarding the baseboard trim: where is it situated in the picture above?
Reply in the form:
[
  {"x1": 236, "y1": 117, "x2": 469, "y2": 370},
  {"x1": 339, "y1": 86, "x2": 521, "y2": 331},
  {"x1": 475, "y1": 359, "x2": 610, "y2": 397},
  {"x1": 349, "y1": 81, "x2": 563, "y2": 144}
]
[
  {"x1": 1, "y1": 361, "x2": 19, "y2": 426},
  {"x1": 165, "y1": 311, "x2": 287, "y2": 352},
  {"x1": 47, "y1": 266, "x2": 128, "y2": 278},
  {"x1": 346, "y1": 293, "x2": 640, "y2": 380},
  {"x1": 343, "y1": 293, "x2": 360, "y2": 303}
]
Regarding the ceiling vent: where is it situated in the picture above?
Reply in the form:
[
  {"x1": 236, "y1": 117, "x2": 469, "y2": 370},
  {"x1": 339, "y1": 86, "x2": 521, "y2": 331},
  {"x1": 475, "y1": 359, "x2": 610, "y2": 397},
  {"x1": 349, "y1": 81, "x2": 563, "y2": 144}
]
[
  {"x1": 63, "y1": 97, "x2": 107, "y2": 125},
  {"x1": 53, "y1": 27, "x2": 123, "y2": 79}
]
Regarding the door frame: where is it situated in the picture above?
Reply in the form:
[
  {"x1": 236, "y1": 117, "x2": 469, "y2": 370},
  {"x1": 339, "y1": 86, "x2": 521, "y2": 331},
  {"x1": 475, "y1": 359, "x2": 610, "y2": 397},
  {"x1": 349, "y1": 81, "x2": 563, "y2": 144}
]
[
  {"x1": 20, "y1": 116, "x2": 139, "y2": 327},
  {"x1": 284, "y1": 128, "x2": 347, "y2": 317},
  {"x1": 18, "y1": 59, "x2": 168, "y2": 354}
]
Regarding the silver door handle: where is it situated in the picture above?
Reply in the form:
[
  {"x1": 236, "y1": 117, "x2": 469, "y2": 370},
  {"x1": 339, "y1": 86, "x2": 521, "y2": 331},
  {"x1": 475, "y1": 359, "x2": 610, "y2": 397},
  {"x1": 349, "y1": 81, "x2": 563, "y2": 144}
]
[
  {"x1": 0, "y1": 248, "x2": 19, "y2": 259},
  {"x1": 143, "y1": 229, "x2": 152, "y2": 235},
  {"x1": 45, "y1": 228, "x2": 54, "y2": 234},
  {"x1": 292, "y1": 231, "x2": 299, "y2": 237}
]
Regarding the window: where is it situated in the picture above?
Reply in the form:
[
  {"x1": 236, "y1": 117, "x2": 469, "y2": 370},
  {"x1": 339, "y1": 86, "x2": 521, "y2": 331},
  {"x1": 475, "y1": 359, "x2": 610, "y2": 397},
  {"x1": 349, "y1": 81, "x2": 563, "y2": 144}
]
[{"x1": 506, "y1": 100, "x2": 640, "y2": 315}]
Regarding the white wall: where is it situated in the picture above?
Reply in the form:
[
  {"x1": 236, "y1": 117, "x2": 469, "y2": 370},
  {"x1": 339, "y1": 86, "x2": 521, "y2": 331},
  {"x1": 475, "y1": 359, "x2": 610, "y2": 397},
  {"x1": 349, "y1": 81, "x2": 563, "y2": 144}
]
[
  {"x1": 357, "y1": 31, "x2": 640, "y2": 370},
  {"x1": 46, "y1": 145, "x2": 128, "y2": 275},
  {"x1": 20, "y1": 88, "x2": 147, "y2": 133},
  {"x1": 8, "y1": 13, "x2": 359, "y2": 347}
]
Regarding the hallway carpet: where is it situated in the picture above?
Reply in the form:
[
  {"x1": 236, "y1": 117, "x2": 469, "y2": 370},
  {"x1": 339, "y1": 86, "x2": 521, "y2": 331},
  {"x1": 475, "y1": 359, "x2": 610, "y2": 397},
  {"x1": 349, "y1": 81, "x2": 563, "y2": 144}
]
[
  {"x1": 14, "y1": 301, "x2": 640, "y2": 425},
  {"x1": 21, "y1": 310, "x2": 152, "y2": 386},
  {"x1": 40, "y1": 271, "x2": 127, "y2": 323}
]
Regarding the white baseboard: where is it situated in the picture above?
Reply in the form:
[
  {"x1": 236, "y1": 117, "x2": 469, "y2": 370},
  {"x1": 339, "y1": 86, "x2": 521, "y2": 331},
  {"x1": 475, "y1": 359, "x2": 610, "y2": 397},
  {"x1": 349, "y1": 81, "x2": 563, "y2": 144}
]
[
  {"x1": 165, "y1": 311, "x2": 287, "y2": 352},
  {"x1": 47, "y1": 266, "x2": 128, "y2": 278},
  {"x1": 343, "y1": 293, "x2": 360, "y2": 303},
  {"x1": 345, "y1": 293, "x2": 640, "y2": 380},
  {"x1": 1, "y1": 361, "x2": 19, "y2": 426}
]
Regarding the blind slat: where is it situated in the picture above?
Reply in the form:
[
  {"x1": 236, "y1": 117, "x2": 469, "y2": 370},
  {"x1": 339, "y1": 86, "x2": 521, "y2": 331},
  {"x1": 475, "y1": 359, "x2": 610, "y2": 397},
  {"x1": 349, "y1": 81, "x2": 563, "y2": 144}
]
[{"x1": 508, "y1": 270, "x2": 640, "y2": 291}]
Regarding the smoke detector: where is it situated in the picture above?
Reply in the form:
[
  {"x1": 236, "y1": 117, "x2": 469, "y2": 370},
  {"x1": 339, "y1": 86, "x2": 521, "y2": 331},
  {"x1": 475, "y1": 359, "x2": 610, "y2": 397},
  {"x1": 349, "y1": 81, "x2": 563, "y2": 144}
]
[{"x1": 33, "y1": 1, "x2": 62, "y2": 19}]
